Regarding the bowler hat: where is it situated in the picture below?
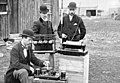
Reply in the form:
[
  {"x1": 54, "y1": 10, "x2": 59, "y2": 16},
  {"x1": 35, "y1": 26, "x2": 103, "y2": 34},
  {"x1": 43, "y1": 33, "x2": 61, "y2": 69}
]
[
  {"x1": 20, "y1": 29, "x2": 34, "y2": 38},
  {"x1": 68, "y1": 2, "x2": 77, "y2": 9},
  {"x1": 40, "y1": 5, "x2": 49, "y2": 14}
]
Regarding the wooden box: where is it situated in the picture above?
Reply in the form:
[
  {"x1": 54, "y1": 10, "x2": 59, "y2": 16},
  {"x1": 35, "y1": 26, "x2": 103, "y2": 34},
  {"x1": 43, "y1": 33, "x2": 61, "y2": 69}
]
[{"x1": 55, "y1": 51, "x2": 89, "y2": 83}]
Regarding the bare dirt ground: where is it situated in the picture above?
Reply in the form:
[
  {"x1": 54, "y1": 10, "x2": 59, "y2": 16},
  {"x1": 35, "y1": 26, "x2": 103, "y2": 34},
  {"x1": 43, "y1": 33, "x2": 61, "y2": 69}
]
[{"x1": 0, "y1": 18, "x2": 120, "y2": 83}]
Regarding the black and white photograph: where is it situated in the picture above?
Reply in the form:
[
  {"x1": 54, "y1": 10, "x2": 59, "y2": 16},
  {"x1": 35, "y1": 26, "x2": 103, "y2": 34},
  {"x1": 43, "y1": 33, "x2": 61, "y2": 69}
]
[{"x1": 0, "y1": 0, "x2": 120, "y2": 83}]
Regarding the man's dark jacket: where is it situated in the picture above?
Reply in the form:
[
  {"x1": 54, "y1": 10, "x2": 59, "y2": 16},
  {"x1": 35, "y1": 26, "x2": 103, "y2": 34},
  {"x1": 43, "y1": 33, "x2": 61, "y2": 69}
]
[
  {"x1": 32, "y1": 18, "x2": 54, "y2": 34},
  {"x1": 4, "y1": 42, "x2": 45, "y2": 83},
  {"x1": 32, "y1": 18, "x2": 54, "y2": 50},
  {"x1": 57, "y1": 14, "x2": 86, "y2": 41}
]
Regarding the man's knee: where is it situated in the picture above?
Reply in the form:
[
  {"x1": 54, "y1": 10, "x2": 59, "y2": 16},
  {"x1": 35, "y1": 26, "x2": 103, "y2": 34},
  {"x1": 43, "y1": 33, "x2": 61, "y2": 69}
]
[
  {"x1": 13, "y1": 69, "x2": 28, "y2": 79},
  {"x1": 16, "y1": 69, "x2": 29, "y2": 83}
]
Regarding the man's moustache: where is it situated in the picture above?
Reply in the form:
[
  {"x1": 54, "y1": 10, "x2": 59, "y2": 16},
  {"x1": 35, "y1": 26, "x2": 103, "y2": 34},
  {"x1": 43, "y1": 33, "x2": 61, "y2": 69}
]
[
  {"x1": 42, "y1": 16, "x2": 47, "y2": 19},
  {"x1": 70, "y1": 13, "x2": 74, "y2": 15}
]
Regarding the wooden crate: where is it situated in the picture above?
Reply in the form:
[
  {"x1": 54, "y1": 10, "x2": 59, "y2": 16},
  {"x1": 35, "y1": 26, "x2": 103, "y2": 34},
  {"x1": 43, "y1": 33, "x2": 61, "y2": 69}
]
[
  {"x1": 33, "y1": 52, "x2": 89, "y2": 83},
  {"x1": 34, "y1": 50, "x2": 89, "y2": 83},
  {"x1": 55, "y1": 52, "x2": 89, "y2": 83}
]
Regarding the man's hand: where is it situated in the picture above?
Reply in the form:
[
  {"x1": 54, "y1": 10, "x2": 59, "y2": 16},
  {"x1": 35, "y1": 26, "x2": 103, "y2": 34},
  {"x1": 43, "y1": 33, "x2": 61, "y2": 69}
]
[
  {"x1": 43, "y1": 61, "x2": 50, "y2": 66},
  {"x1": 13, "y1": 70, "x2": 19, "y2": 79},
  {"x1": 62, "y1": 33, "x2": 67, "y2": 38},
  {"x1": 43, "y1": 61, "x2": 50, "y2": 70},
  {"x1": 76, "y1": 34, "x2": 81, "y2": 41},
  {"x1": 30, "y1": 66, "x2": 34, "y2": 74}
]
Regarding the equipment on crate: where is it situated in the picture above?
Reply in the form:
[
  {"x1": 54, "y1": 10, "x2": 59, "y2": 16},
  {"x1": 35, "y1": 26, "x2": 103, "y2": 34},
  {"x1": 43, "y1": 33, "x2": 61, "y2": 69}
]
[
  {"x1": 33, "y1": 34, "x2": 56, "y2": 41},
  {"x1": 34, "y1": 67, "x2": 67, "y2": 81},
  {"x1": 33, "y1": 34, "x2": 56, "y2": 53},
  {"x1": 62, "y1": 41, "x2": 86, "y2": 50},
  {"x1": 57, "y1": 40, "x2": 88, "y2": 56}
]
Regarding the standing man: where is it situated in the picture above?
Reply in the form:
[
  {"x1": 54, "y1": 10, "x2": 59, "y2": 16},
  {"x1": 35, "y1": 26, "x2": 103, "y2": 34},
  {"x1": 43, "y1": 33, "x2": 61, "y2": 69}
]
[
  {"x1": 4, "y1": 29, "x2": 48, "y2": 83},
  {"x1": 57, "y1": 2, "x2": 86, "y2": 42},
  {"x1": 32, "y1": 4, "x2": 54, "y2": 34},
  {"x1": 31, "y1": 5, "x2": 55, "y2": 69},
  {"x1": 32, "y1": 4, "x2": 54, "y2": 50}
]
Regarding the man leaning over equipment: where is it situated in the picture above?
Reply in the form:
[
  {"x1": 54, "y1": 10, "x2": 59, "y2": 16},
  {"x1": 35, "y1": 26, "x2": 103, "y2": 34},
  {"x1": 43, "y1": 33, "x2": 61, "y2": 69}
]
[
  {"x1": 57, "y1": 2, "x2": 86, "y2": 42},
  {"x1": 4, "y1": 29, "x2": 48, "y2": 83}
]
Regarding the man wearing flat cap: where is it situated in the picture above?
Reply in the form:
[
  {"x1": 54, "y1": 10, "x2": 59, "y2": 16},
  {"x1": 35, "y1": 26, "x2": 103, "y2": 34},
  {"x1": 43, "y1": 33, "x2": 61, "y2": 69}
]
[
  {"x1": 4, "y1": 29, "x2": 48, "y2": 83},
  {"x1": 57, "y1": 2, "x2": 86, "y2": 42}
]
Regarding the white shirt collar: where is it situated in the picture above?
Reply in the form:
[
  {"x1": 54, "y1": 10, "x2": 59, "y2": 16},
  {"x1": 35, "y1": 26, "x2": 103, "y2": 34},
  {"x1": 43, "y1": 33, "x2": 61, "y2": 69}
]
[
  {"x1": 21, "y1": 40, "x2": 27, "y2": 49},
  {"x1": 69, "y1": 15, "x2": 73, "y2": 21},
  {"x1": 21, "y1": 41, "x2": 28, "y2": 57}
]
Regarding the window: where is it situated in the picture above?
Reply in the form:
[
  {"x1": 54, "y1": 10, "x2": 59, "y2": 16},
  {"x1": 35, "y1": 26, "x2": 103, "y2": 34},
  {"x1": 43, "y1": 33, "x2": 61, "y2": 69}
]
[{"x1": 0, "y1": 0, "x2": 8, "y2": 14}]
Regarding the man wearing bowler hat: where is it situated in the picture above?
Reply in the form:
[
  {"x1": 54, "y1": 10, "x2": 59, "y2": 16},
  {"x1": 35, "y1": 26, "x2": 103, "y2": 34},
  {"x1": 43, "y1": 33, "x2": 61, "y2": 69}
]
[
  {"x1": 32, "y1": 4, "x2": 54, "y2": 34},
  {"x1": 31, "y1": 5, "x2": 54, "y2": 69},
  {"x1": 57, "y1": 2, "x2": 86, "y2": 42},
  {"x1": 4, "y1": 29, "x2": 48, "y2": 83},
  {"x1": 31, "y1": 4, "x2": 54, "y2": 50}
]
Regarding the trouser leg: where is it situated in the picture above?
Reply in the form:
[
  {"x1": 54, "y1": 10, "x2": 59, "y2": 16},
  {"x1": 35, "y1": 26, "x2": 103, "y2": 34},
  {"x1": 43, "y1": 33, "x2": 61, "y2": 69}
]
[{"x1": 13, "y1": 69, "x2": 29, "y2": 83}]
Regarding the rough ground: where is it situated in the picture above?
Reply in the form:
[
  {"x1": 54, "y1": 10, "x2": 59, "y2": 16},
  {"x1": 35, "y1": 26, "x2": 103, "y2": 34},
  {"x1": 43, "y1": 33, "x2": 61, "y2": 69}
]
[
  {"x1": 84, "y1": 18, "x2": 120, "y2": 83},
  {"x1": 0, "y1": 18, "x2": 120, "y2": 83}
]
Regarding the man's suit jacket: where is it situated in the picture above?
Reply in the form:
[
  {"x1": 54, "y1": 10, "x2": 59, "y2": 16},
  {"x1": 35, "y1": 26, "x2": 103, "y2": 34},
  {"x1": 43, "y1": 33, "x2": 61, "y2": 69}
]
[
  {"x1": 32, "y1": 17, "x2": 54, "y2": 34},
  {"x1": 57, "y1": 14, "x2": 86, "y2": 41},
  {"x1": 4, "y1": 42, "x2": 45, "y2": 83},
  {"x1": 32, "y1": 18, "x2": 54, "y2": 50}
]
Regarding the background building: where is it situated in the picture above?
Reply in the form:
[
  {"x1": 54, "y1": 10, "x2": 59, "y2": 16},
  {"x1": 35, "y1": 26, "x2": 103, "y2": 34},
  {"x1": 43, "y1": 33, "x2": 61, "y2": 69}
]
[
  {"x1": 59, "y1": 0, "x2": 120, "y2": 16},
  {"x1": 0, "y1": 0, "x2": 59, "y2": 39}
]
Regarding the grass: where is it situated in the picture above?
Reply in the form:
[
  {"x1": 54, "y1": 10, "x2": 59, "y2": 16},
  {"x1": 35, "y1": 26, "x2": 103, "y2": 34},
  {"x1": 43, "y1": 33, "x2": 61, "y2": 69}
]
[
  {"x1": 0, "y1": 18, "x2": 120, "y2": 83},
  {"x1": 84, "y1": 18, "x2": 120, "y2": 83}
]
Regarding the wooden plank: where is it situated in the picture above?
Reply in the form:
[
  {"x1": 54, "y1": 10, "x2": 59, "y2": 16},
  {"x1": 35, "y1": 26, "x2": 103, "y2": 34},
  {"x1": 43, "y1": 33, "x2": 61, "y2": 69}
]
[
  {"x1": 67, "y1": 73, "x2": 83, "y2": 83},
  {"x1": 0, "y1": 14, "x2": 9, "y2": 39},
  {"x1": 58, "y1": 55, "x2": 84, "y2": 73},
  {"x1": 83, "y1": 52, "x2": 89, "y2": 83},
  {"x1": 9, "y1": 0, "x2": 18, "y2": 33},
  {"x1": 9, "y1": 0, "x2": 13, "y2": 33},
  {"x1": 0, "y1": 0, "x2": 10, "y2": 39},
  {"x1": 13, "y1": 0, "x2": 18, "y2": 33},
  {"x1": 0, "y1": 16, "x2": 2, "y2": 37},
  {"x1": 18, "y1": 0, "x2": 21, "y2": 33},
  {"x1": 7, "y1": 0, "x2": 10, "y2": 35},
  {"x1": 51, "y1": 0, "x2": 59, "y2": 30}
]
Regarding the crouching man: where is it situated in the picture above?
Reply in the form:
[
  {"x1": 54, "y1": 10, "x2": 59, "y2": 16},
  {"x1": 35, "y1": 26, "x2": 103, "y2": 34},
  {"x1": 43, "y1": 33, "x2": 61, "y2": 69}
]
[{"x1": 4, "y1": 29, "x2": 48, "y2": 83}]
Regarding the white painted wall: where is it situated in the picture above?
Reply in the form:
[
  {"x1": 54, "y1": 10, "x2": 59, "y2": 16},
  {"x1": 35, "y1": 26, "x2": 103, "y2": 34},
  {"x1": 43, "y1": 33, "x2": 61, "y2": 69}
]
[{"x1": 59, "y1": 0, "x2": 120, "y2": 16}]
